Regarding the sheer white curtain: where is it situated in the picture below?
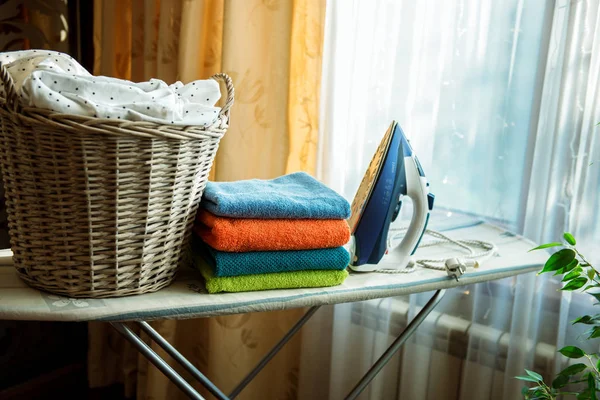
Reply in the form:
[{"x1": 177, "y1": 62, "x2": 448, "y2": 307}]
[{"x1": 298, "y1": 1, "x2": 600, "y2": 399}]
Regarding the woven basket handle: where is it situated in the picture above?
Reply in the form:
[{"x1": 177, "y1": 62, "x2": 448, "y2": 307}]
[
  {"x1": 0, "y1": 63, "x2": 21, "y2": 113},
  {"x1": 210, "y1": 73, "x2": 234, "y2": 121}
]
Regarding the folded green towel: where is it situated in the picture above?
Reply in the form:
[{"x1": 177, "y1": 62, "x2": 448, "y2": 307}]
[{"x1": 194, "y1": 254, "x2": 349, "y2": 294}]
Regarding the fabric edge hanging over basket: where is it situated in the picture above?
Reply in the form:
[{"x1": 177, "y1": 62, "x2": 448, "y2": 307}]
[{"x1": 0, "y1": 60, "x2": 234, "y2": 298}]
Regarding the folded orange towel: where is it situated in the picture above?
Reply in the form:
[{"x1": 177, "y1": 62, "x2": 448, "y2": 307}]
[{"x1": 194, "y1": 210, "x2": 351, "y2": 252}]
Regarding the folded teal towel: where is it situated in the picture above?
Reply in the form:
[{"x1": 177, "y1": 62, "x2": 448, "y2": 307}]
[
  {"x1": 200, "y1": 172, "x2": 351, "y2": 219},
  {"x1": 194, "y1": 240, "x2": 350, "y2": 276}
]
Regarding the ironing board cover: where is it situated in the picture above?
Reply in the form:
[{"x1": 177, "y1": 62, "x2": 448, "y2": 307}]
[{"x1": 0, "y1": 214, "x2": 547, "y2": 322}]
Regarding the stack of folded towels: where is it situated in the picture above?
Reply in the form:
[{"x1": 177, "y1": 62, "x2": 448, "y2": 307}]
[{"x1": 192, "y1": 172, "x2": 352, "y2": 294}]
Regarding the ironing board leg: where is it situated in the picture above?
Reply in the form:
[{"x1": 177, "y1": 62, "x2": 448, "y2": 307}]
[
  {"x1": 111, "y1": 291, "x2": 442, "y2": 400},
  {"x1": 345, "y1": 289, "x2": 447, "y2": 400},
  {"x1": 135, "y1": 321, "x2": 229, "y2": 400},
  {"x1": 110, "y1": 322, "x2": 209, "y2": 400},
  {"x1": 229, "y1": 305, "x2": 321, "y2": 399}
]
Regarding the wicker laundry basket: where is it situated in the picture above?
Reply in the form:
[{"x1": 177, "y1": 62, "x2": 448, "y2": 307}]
[{"x1": 0, "y1": 65, "x2": 234, "y2": 298}]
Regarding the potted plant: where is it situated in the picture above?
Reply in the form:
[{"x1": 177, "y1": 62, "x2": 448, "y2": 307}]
[{"x1": 518, "y1": 233, "x2": 599, "y2": 399}]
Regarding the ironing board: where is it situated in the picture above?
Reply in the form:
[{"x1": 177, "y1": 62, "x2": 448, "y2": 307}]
[{"x1": 0, "y1": 217, "x2": 547, "y2": 400}]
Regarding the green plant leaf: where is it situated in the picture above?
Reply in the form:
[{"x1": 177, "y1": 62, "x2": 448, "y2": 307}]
[
  {"x1": 588, "y1": 269, "x2": 596, "y2": 281},
  {"x1": 563, "y1": 277, "x2": 588, "y2": 291},
  {"x1": 563, "y1": 267, "x2": 583, "y2": 282},
  {"x1": 559, "y1": 346, "x2": 586, "y2": 358},
  {"x1": 583, "y1": 284, "x2": 600, "y2": 292},
  {"x1": 573, "y1": 315, "x2": 599, "y2": 325},
  {"x1": 540, "y1": 249, "x2": 576, "y2": 274},
  {"x1": 577, "y1": 386, "x2": 596, "y2": 400},
  {"x1": 552, "y1": 374, "x2": 570, "y2": 389},
  {"x1": 558, "y1": 363, "x2": 587, "y2": 376},
  {"x1": 588, "y1": 292, "x2": 600, "y2": 303},
  {"x1": 574, "y1": 315, "x2": 592, "y2": 324},
  {"x1": 525, "y1": 369, "x2": 544, "y2": 381},
  {"x1": 529, "y1": 242, "x2": 563, "y2": 252},
  {"x1": 588, "y1": 326, "x2": 600, "y2": 339},
  {"x1": 527, "y1": 390, "x2": 546, "y2": 400},
  {"x1": 516, "y1": 375, "x2": 541, "y2": 383},
  {"x1": 587, "y1": 372, "x2": 597, "y2": 400},
  {"x1": 556, "y1": 259, "x2": 580, "y2": 276},
  {"x1": 597, "y1": 357, "x2": 600, "y2": 371},
  {"x1": 525, "y1": 387, "x2": 547, "y2": 400},
  {"x1": 564, "y1": 233, "x2": 577, "y2": 245},
  {"x1": 564, "y1": 259, "x2": 580, "y2": 272}
]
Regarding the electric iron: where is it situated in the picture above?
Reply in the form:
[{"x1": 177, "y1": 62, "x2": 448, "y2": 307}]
[{"x1": 348, "y1": 121, "x2": 434, "y2": 272}]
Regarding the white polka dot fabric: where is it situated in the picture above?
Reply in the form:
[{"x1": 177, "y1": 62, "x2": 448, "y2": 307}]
[{"x1": 0, "y1": 50, "x2": 221, "y2": 126}]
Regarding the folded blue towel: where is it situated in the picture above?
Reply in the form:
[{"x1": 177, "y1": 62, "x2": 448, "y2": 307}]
[
  {"x1": 195, "y1": 240, "x2": 350, "y2": 277},
  {"x1": 200, "y1": 172, "x2": 351, "y2": 219}
]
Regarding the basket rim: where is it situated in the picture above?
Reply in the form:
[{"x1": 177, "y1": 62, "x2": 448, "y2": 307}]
[{"x1": 0, "y1": 107, "x2": 227, "y2": 140}]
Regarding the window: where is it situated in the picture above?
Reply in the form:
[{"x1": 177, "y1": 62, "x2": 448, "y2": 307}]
[{"x1": 320, "y1": 0, "x2": 553, "y2": 230}]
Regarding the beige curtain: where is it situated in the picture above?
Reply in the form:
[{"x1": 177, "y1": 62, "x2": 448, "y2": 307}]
[{"x1": 88, "y1": 0, "x2": 325, "y2": 399}]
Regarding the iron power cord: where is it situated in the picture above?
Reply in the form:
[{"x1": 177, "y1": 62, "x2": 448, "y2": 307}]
[{"x1": 376, "y1": 229, "x2": 497, "y2": 281}]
